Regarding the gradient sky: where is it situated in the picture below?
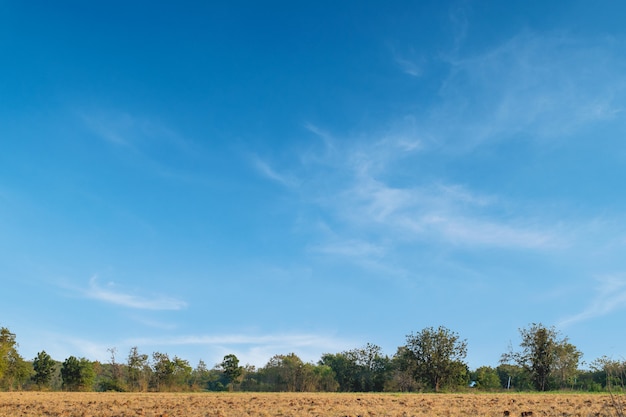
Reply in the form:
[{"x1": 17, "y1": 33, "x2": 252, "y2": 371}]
[{"x1": 2, "y1": 1, "x2": 626, "y2": 370}]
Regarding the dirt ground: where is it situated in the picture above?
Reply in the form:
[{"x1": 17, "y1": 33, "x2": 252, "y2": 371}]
[{"x1": 0, "y1": 391, "x2": 621, "y2": 417}]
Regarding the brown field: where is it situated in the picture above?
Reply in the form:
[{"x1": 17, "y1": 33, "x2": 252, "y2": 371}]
[{"x1": 0, "y1": 392, "x2": 622, "y2": 417}]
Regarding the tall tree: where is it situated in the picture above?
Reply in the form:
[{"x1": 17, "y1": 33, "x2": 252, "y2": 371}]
[
  {"x1": 472, "y1": 366, "x2": 501, "y2": 390},
  {"x1": 127, "y1": 346, "x2": 149, "y2": 392},
  {"x1": 0, "y1": 327, "x2": 29, "y2": 390},
  {"x1": 319, "y1": 352, "x2": 357, "y2": 392},
  {"x1": 61, "y1": 356, "x2": 95, "y2": 391},
  {"x1": 0, "y1": 327, "x2": 17, "y2": 381},
  {"x1": 152, "y1": 352, "x2": 175, "y2": 391},
  {"x1": 260, "y1": 353, "x2": 318, "y2": 392},
  {"x1": 172, "y1": 356, "x2": 192, "y2": 390},
  {"x1": 552, "y1": 341, "x2": 582, "y2": 389},
  {"x1": 319, "y1": 344, "x2": 389, "y2": 392},
  {"x1": 501, "y1": 323, "x2": 580, "y2": 391},
  {"x1": 220, "y1": 354, "x2": 243, "y2": 391},
  {"x1": 403, "y1": 326, "x2": 469, "y2": 392},
  {"x1": 32, "y1": 351, "x2": 56, "y2": 390}
]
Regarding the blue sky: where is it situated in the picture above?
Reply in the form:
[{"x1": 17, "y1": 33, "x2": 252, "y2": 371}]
[{"x1": 2, "y1": 0, "x2": 626, "y2": 370}]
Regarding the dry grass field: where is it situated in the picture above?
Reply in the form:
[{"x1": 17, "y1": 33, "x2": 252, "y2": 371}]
[{"x1": 0, "y1": 392, "x2": 622, "y2": 417}]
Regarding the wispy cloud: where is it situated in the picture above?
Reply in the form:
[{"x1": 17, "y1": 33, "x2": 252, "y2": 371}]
[
  {"x1": 394, "y1": 55, "x2": 422, "y2": 77},
  {"x1": 80, "y1": 109, "x2": 205, "y2": 181},
  {"x1": 560, "y1": 275, "x2": 626, "y2": 327},
  {"x1": 435, "y1": 31, "x2": 626, "y2": 150},
  {"x1": 309, "y1": 239, "x2": 385, "y2": 258},
  {"x1": 125, "y1": 332, "x2": 354, "y2": 366},
  {"x1": 324, "y1": 159, "x2": 558, "y2": 250},
  {"x1": 251, "y1": 155, "x2": 299, "y2": 188},
  {"x1": 80, "y1": 276, "x2": 187, "y2": 310}
]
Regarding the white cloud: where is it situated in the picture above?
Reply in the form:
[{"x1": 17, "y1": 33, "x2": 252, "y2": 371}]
[
  {"x1": 124, "y1": 332, "x2": 354, "y2": 367},
  {"x1": 79, "y1": 109, "x2": 205, "y2": 182},
  {"x1": 309, "y1": 239, "x2": 385, "y2": 258},
  {"x1": 435, "y1": 31, "x2": 626, "y2": 149},
  {"x1": 81, "y1": 276, "x2": 187, "y2": 310},
  {"x1": 395, "y1": 55, "x2": 422, "y2": 77},
  {"x1": 560, "y1": 275, "x2": 626, "y2": 327},
  {"x1": 251, "y1": 155, "x2": 299, "y2": 188}
]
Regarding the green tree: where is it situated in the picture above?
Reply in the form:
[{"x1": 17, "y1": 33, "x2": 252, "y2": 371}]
[
  {"x1": 172, "y1": 356, "x2": 192, "y2": 390},
  {"x1": 191, "y1": 360, "x2": 215, "y2": 390},
  {"x1": 152, "y1": 352, "x2": 175, "y2": 391},
  {"x1": 552, "y1": 341, "x2": 582, "y2": 389},
  {"x1": 319, "y1": 352, "x2": 357, "y2": 392},
  {"x1": 0, "y1": 328, "x2": 29, "y2": 390},
  {"x1": 61, "y1": 356, "x2": 95, "y2": 391},
  {"x1": 220, "y1": 354, "x2": 243, "y2": 391},
  {"x1": 346, "y1": 343, "x2": 390, "y2": 392},
  {"x1": 472, "y1": 366, "x2": 501, "y2": 390},
  {"x1": 259, "y1": 353, "x2": 319, "y2": 392},
  {"x1": 387, "y1": 346, "x2": 422, "y2": 392},
  {"x1": 590, "y1": 356, "x2": 626, "y2": 390},
  {"x1": 496, "y1": 363, "x2": 532, "y2": 391},
  {"x1": 502, "y1": 323, "x2": 580, "y2": 391},
  {"x1": 127, "y1": 346, "x2": 149, "y2": 391},
  {"x1": 0, "y1": 327, "x2": 17, "y2": 381},
  {"x1": 32, "y1": 351, "x2": 56, "y2": 390},
  {"x1": 319, "y1": 344, "x2": 389, "y2": 392},
  {"x1": 403, "y1": 326, "x2": 469, "y2": 392},
  {"x1": 313, "y1": 364, "x2": 339, "y2": 392}
]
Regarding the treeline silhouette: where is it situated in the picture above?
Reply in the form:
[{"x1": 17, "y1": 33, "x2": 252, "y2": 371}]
[{"x1": 0, "y1": 324, "x2": 623, "y2": 392}]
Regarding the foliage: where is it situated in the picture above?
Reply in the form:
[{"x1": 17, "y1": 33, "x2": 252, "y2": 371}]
[
  {"x1": 61, "y1": 356, "x2": 95, "y2": 391},
  {"x1": 496, "y1": 363, "x2": 533, "y2": 391},
  {"x1": 0, "y1": 328, "x2": 30, "y2": 390},
  {"x1": 320, "y1": 344, "x2": 389, "y2": 392},
  {"x1": 0, "y1": 323, "x2": 616, "y2": 393},
  {"x1": 402, "y1": 326, "x2": 469, "y2": 392},
  {"x1": 33, "y1": 351, "x2": 56, "y2": 390},
  {"x1": 220, "y1": 354, "x2": 243, "y2": 391},
  {"x1": 127, "y1": 346, "x2": 150, "y2": 392},
  {"x1": 502, "y1": 323, "x2": 581, "y2": 391},
  {"x1": 471, "y1": 366, "x2": 501, "y2": 390}
]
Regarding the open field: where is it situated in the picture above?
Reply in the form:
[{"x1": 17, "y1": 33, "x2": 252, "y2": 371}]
[{"x1": 0, "y1": 392, "x2": 622, "y2": 417}]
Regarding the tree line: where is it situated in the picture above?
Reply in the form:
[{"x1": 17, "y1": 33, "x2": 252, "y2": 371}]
[{"x1": 0, "y1": 324, "x2": 624, "y2": 393}]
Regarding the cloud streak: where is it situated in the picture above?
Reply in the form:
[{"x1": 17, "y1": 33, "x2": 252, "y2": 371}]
[
  {"x1": 435, "y1": 31, "x2": 626, "y2": 150},
  {"x1": 81, "y1": 276, "x2": 187, "y2": 310},
  {"x1": 251, "y1": 155, "x2": 299, "y2": 188},
  {"x1": 560, "y1": 275, "x2": 626, "y2": 327}
]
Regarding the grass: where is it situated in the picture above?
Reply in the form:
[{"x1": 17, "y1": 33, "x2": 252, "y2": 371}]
[{"x1": 0, "y1": 391, "x2": 622, "y2": 417}]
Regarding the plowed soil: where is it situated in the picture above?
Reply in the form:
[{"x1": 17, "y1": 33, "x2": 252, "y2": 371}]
[{"x1": 0, "y1": 392, "x2": 620, "y2": 417}]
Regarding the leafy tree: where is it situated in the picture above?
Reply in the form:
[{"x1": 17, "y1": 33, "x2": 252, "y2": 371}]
[
  {"x1": 319, "y1": 353, "x2": 357, "y2": 391},
  {"x1": 313, "y1": 364, "x2": 339, "y2": 392},
  {"x1": 590, "y1": 356, "x2": 626, "y2": 390},
  {"x1": 152, "y1": 352, "x2": 175, "y2": 391},
  {"x1": 172, "y1": 356, "x2": 192, "y2": 390},
  {"x1": 472, "y1": 366, "x2": 501, "y2": 390},
  {"x1": 259, "y1": 353, "x2": 320, "y2": 392},
  {"x1": 0, "y1": 327, "x2": 18, "y2": 381},
  {"x1": 0, "y1": 328, "x2": 29, "y2": 390},
  {"x1": 127, "y1": 346, "x2": 150, "y2": 391},
  {"x1": 387, "y1": 346, "x2": 423, "y2": 392},
  {"x1": 403, "y1": 326, "x2": 469, "y2": 392},
  {"x1": 61, "y1": 356, "x2": 95, "y2": 391},
  {"x1": 496, "y1": 363, "x2": 532, "y2": 391},
  {"x1": 220, "y1": 354, "x2": 243, "y2": 391},
  {"x1": 345, "y1": 343, "x2": 390, "y2": 392},
  {"x1": 191, "y1": 360, "x2": 220, "y2": 391},
  {"x1": 502, "y1": 323, "x2": 580, "y2": 391},
  {"x1": 319, "y1": 344, "x2": 389, "y2": 392},
  {"x1": 32, "y1": 351, "x2": 56, "y2": 390},
  {"x1": 552, "y1": 340, "x2": 582, "y2": 389}
]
